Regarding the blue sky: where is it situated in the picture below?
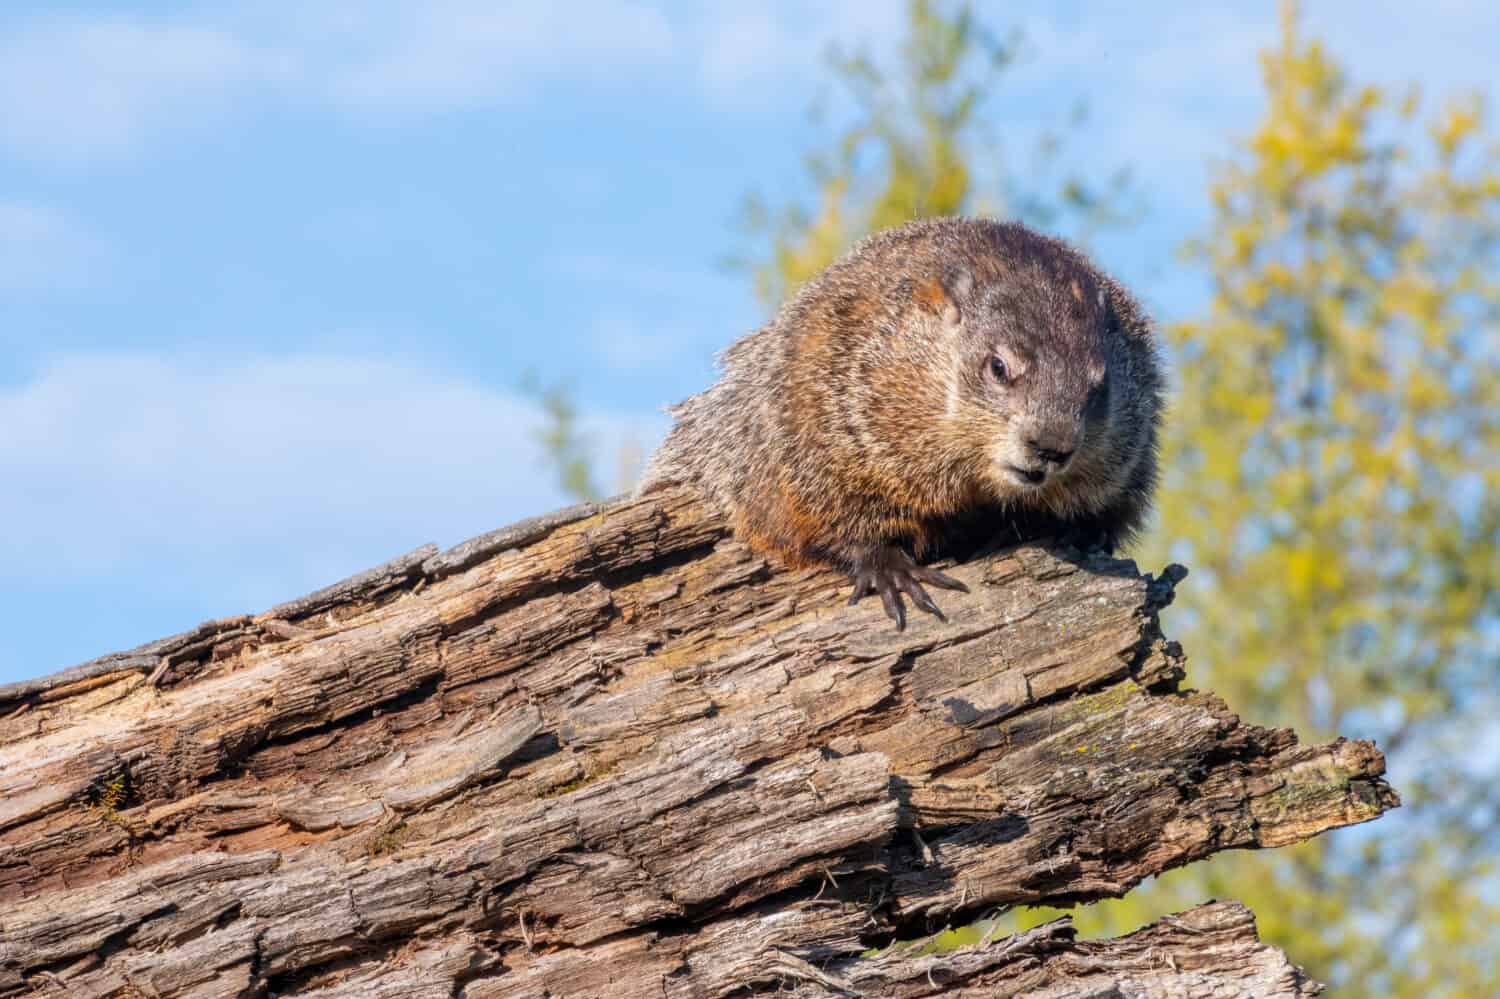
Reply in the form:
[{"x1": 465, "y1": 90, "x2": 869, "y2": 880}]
[{"x1": 3, "y1": 1, "x2": 1497, "y2": 683}]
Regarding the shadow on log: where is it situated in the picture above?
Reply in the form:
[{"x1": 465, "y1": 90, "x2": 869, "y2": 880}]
[{"x1": 0, "y1": 488, "x2": 1398, "y2": 997}]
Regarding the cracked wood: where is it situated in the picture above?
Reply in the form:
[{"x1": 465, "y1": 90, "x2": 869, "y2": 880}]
[{"x1": 0, "y1": 488, "x2": 1396, "y2": 996}]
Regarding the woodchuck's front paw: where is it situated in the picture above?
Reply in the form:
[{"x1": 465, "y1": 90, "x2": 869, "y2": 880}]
[{"x1": 846, "y1": 544, "x2": 969, "y2": 631}]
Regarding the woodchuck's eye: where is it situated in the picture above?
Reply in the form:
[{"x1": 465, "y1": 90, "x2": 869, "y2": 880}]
[{"x1": 988, "y1": 356, "x2": 1009, "y2": 382}]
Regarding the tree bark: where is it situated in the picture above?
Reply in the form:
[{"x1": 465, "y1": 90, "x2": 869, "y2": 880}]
[{"x1": 0, "y1": 488, "x2": 1397, "y2": 997}]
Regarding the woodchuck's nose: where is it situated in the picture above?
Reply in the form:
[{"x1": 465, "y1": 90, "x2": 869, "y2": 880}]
[{"x1": 1026, "y1": 435, "x2": 1077, "y2": 468}]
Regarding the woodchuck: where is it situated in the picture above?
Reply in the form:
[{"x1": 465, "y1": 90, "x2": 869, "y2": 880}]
[{"x1": 640, "y1": 217, "x2": 1163, "y2": 629}]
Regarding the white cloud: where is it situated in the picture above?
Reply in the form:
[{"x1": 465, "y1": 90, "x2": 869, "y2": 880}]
[
  {"x1": 692, "y1": 2, "x2": 905, "y2": 102},
  {"x1": 0, "y1": 354, "x2": 663, "y2": 604},
  {"x1": 0, "y1": 201, "x2": 108, "y2": 293},
  {"x1": 0, "y1": 1, "x2": 902, "y2": 164},
  {"x1": 307, "y1": 1, "x2": 676, "y2": 112},
  {"x1": 0, "y1": 3, "x2": 676, "y2": 163},
  {"x1": 2, "y1": 2, "x2": 1498, "y2": 167},
  {"x1": 0, "y1": 16, "x2": 285, "y2": 163}
]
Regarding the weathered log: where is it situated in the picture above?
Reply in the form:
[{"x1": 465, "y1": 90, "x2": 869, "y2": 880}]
[{"x1": 0, "y1": 488, "x2": 1396, "y2": 997}]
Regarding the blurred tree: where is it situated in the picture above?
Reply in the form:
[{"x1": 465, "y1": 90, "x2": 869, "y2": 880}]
[
  {"x1": 521, "y1": 373, "x2": 605, "y2": 503},
  {"x1": 1024, "y1": 5, "x2": 1500, "y2": 995},
  {"x1": 730, "y1": 0, "x2": 1135, "y2": 310}
]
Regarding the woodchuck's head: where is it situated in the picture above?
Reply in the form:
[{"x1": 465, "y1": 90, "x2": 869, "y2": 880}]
[{"x1": 913, "y1": 221, "x2": 1160, "y2": 521}]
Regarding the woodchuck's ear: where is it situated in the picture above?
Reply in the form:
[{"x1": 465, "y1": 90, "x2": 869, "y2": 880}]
[
  {"x1": 940, "y1": 263, "x2": 974, "y2": 306},
  {"x1": 914, "y1": 263, "x2": 973, "y2": 323}
]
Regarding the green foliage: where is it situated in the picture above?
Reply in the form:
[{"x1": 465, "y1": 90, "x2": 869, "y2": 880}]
[
  {"x1": 86, "y1": 770, "x2": 136, "y2": 833},
  {"x1": 732, "y1": 0, "x2": 1135, "y2": 310},
  {"x1": 90, "y1": 773, "x2": 130, "y2": 816},
  {"x1": 1115, "y1": 6, "x2": 1498, "y2": 993},
  {"x1": 367, "y1": 821, "x2": 409, "y2": 858},
  {"x1": 1153, "y1": 4, "x2": 1499, "y2": 772},
  {"x1": 521, "y1": 373, "x2": 605, "y2": 503}
]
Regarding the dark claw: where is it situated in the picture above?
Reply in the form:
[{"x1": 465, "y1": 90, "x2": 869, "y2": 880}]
[
  {"x1": 895, "y1": 574, "x2": 946, "y2": 623},
  {"x1": 910, "y1": 565, "x2": 969, "y2": 593},
  {"x1": 846, "y1": 544, "x2": 964, "y2": 630},
  {"x1": 878, "y1": 580, "x2": 905, "y2": 631}
]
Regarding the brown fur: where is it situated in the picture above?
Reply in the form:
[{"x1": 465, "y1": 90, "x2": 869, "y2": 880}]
[{"x1": 640, "y1": 217, "x2": 1164, "y2": 576}]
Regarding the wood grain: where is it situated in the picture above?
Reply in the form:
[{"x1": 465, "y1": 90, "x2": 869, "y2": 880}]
[{"x1": 0, "y1": 488, "x2": 1395, "y2": 996}]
